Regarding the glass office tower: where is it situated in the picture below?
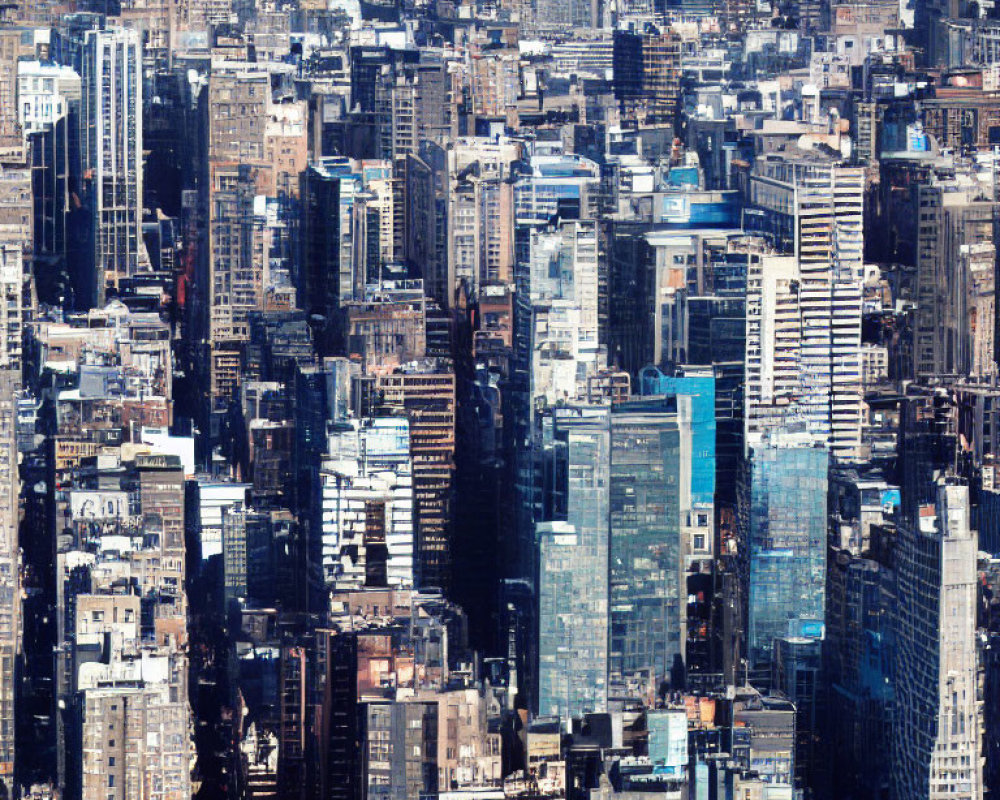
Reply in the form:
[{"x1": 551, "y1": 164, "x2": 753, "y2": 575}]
[
  {"x1": 609, "y1": 407, "x2": 682, "y2": 691},
  {"x1": 536, "y1": 410, "x2": 610, "y2": 720},
  {"x1": 746, "y1": 437, "x2": 828, "y2": 667}
]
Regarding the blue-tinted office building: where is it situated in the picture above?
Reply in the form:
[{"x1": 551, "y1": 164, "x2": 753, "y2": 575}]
[
  {"x1": 536, "y1": 409, "x2": 610, "y2": 720},
  {"x1": 637, "y1": 368, "x2": 716, "y2": 507},
  {"x1": 608, "y1": 405, "x2": 682, "y2": 690},
  {"x1": 746, "y1": 438, "x2": 828, "y2": 667}
]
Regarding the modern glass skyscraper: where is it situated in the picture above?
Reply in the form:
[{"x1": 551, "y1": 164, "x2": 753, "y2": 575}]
[
  {"x1": 608, "y1": 406, "x2": 682, "y2": 692},
  {"x1": 636, "y1": 369, "x2": 717, "y2": 509},
  {"x1": 536, "y1": 409, "x2": 609, "y2": 721},
  {"x1": 746, "y1": 436, "x2": 828, "y2": 667},
  {"x1": 536, "y1": 393, "x2": 715, "y2": 709}
]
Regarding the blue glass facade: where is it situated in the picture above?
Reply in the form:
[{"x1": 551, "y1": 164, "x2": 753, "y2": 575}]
[
  {"x1": 747, "y1": 441, "x2": 828, "y2": 667},
  {"x1": 609, "y1": 409, "x2": 682, "y2": 688},
  {"x1": 536, "y1": 411, "x2": 610, "y2": 720},
  {"x1": 637, "y1": 369, "x2": 717, "y2": 505},
  {"x1": 656, "y1": 192, "x2": 741, "y2": 228}
]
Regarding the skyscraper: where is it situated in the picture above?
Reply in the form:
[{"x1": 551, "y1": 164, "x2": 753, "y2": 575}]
[
  {"x1": 446, "y1": 139, "x2": 518, "y2": 306},
  {"x1": 80, "y1": 675, "x2": 191, "y2": 800},
  {"x1": 300, "y1": 161, "x2": 346, "y2": 354},
  {"x1": 893, "y1": 481, "x2": 983, "y2": 800},
  {"x1": 79, "y1": 27, "x2": 143, "y2": 307},
  {"x1": 516, "y1": 218, "x2": 605, "y2": 416},
  {"x1": 362, "y1": 700, "x2": 439, "y2": 800},
  {"x1": 317, "y1": 417, "x2": 415, "y2": 591},
  {"x1": 18, "y1": 59, "x2": 79, "y2": 306},
  {"x1": 744, "y1": 435, "x2": 827, "y2": 668},
  {"x1": 913, "y1": 181, "x2": 997, "y2": 380},
  {"x1": 376, "y1": 364, "x2": 456, "y2": 591},
  {"x1": 0, "y1": 372, "x2": 18, "y2": 796},
  {"x1": 620, "y1": 375, "x2": 718, "y2": 680},
  {"x1": 205, "y1": 161, "x2": 259, "y2": 412},
  {"x1": 0, "y1": 245, "x2": 23, "y2": 371},
  {"x1": 536, "y1": 408, "x2": 610, "y2": 721},
  {"x1": 747, "y1": 155, "x2": 864, "y2": 460},
  {"x1": 608, "y1": 404, "x2": 682, "y2": 695},
  {"x1": 612, "y1": 27, "x2": 683, "y2": 127}
]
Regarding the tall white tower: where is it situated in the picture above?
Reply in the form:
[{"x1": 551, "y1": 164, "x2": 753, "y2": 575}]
[{"x1": 80, "y1": 27, "x2": 143, "y2": 306}]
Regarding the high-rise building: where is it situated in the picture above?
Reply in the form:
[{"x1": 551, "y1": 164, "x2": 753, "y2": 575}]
[
  {"x1": 376, "y1": 364, "x2": 455, "y2": 590},
  {"x1": 536, "y1": 408, "x2": 610, "y2": 721},
  {"x1": 0, "y1": 29, "x2": 33, "y2": 346},
  {"x1": 772, "y1": 635, "x2": 823, "y2": 788},
  {"x1": 745, "y1": 254, "x2": 808, "y2": 434},
  {"x1": 205, "y1": 161, "x2": 259, "y2": 413},
  {"x1": 401, "y1": 153, "x2": 443, "y2": 305},
  {"x1": 279, "y1": 644, "x2": 307, "y2": 799},
  {"x1": 512, "y1": 215, "x2": 608, "y2": 596},
  {"x1": 221, "y1": 504, "x2": 249, "y2": 608},
  {"x1": 57, "y1": 448, "x2": 192, "y2": 800},
  {"x1": 207, "y1": 161, "x2": 258, "y2": 347},
  {"x1": 206, "y1": 69, "x2": 269, "y2": 166},
  {"x1": 825, "y1": 544, "x2": 895, "y2": 798},
  {"x1": 913, "y1": 182, "x2": 997, "y2": 380},
  {"x1": 348, "y1": 46, "x2": 415, "y2": 162},
  {"x1": 137, "y1": 453, "x2": 187, "y2": 619},
  {"x1": 620, "y1": 375, "x2": 718, "y2": 676},
  {"x1": 747, "y1": 155, "x2": 865, "y2": 460},
  {"x1": 0, "y1": 27, "x2": 33, "y2": 149},
  {"x1": 613, "y1": 27, "x2": 683, "y2": 127},
  {"x1": 385, "y1": 59, "x2": 454, "y2": 161},
  {"x1": 446, "y1": 140, "x2": 518, "y2": 306},
  {"x1": 18, "y1": 59, "x2": 79, "y2": 306},
  {"x1": 299, "y1": 158, "x2": 398, "y2": 354},
  {"x1": 0, "y1": 245, "x2": 23, "y2": 371},
  {"x1": 608, "y1": 404, "x2": 682, "y2": 696},
  {"x1": 79, "y1": 27, "x2": 143, "y2": 307},
  {"x1": 0, "y1": 372, "x2": 18, "y2": 795},
  {"x1": 743, "y1": 434, "x2": 828, "y2": 668},
  {"x1": 634, "y1": 370, "x2": 717, "y2": 552},
  {"x1": 516, "y1": 218, "x2": 605, "y2": 415},
  {"x1": 893, "y1": 481, "x2": 983, "y2": 800},
  {"x1": 317, "y1": 417, "x2": 415, "y2": 591},
  {"x1": 362, "y1": 700, "x2": 439, "y2": 800},
  {"x1": 300, "y1": 161, "x2": 347, "y2": 353},
  {"x1": 197, "y1": 69, "x2": 308, "y2": 425},
  {"x1": 79, "y1": 676, "x2": 192, "y2": 800}
]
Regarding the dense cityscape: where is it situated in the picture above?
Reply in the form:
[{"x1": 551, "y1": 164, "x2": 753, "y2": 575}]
[{"x1": 0, "y1": 0, "x2": 997, "y2": 798}]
